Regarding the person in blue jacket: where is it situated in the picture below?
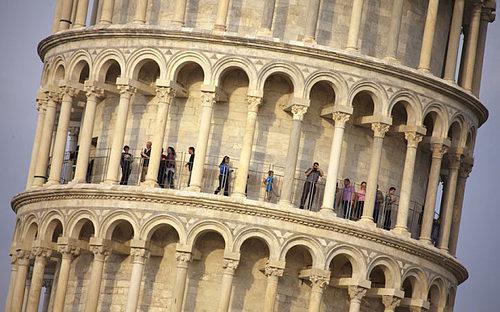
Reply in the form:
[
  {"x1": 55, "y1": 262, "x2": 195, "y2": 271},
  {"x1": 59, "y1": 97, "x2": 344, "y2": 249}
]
[{"x1": 214, "y1": 156, "x2": 232, "y2": 196}]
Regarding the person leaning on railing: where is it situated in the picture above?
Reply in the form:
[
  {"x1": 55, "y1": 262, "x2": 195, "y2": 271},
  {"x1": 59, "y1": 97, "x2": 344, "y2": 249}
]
[
  {"x1": 341, "y1": 178, "x2": 355, "y2": 219},
  {"x1": 299, "y1": 162, "x2": 324, "y2": 210}
]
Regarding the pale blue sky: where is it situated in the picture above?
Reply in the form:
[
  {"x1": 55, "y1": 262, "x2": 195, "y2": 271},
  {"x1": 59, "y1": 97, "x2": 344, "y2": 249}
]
[{"x1": 0, "y1": 1, "x2": 499, "y2": 310}]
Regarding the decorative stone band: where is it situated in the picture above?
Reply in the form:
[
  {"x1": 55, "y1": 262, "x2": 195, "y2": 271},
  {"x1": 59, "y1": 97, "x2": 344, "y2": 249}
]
[{"x1": 371, "y1": 122, "x2": 390, "y2": 138}]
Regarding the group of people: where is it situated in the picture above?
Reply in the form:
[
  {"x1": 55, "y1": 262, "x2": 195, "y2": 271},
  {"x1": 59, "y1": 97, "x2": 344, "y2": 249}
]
[{"x1": 120, "y1": 141, "x2": 195, "y2": 187}]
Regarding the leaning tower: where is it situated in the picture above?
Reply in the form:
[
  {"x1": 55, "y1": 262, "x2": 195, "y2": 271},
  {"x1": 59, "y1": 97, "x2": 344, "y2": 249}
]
[{"x1": 6, "y1": 0, "x2": 496, "y2": 311}]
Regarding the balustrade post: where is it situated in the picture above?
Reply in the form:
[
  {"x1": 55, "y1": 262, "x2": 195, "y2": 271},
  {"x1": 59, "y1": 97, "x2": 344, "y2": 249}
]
[
  {"x1": 303, "y1": 0, "x2": 321, "y2": 43},
  {"x1": 214, "y1": 0, "x2": 231, "y2": 31},
  {"x1": 133, "y1": 0, "x2": 149, "y2": 24},
  {"x1": 99, "y1": 0, "x2": 115, "y2": 25},
  {"x1": 172, "y1": 0, "x2": 188, "y2": 27},
  {"x1": 74, "y1": 0, "x2": 90, "y2": 28},
  {"x1": 461, "y1": 3, "x2": 482, "y2": 91},
  {"x1": 59, "y1": 0, "x2": 75, "y2": 30}
]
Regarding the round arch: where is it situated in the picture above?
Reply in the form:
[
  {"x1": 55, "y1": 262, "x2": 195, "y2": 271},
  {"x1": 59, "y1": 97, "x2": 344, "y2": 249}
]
[
  {"x1": 126, "y1": 48, "x2": 167, "y2": 81},
  {"x1": 66, "y1": 210, "x2": 99, "y2": 238},
  {"x1": 422, "y1": 103, "x2": 449, "y2": 138},
  {"x1": 93, "y1": 49, "x2": 126, "y2": 82},
  {"x1": 68, "y1": 50, "x2": 93, "y2": 82},
  {"x1": 166, "y1": 51, "x2": 212, "y2": 85},
  {"x1": 256, "y1": 62, "x2": 305, "y2": 99},
  {"x1": 232, "y1": 226, "x2": 280, "y2": 261},
  {"x1": 139, "y1": 214, "x2": 187, "y2": 244},
  {"x1": 99, "y1": 211, "x2": 139, "y2": 240},
  {"x1": 279, "y1": 235, "x2": 324, "y2": 268},
  {"x1": 387, "y1": 90, "x2": 423, "y2": 126},
  {"x1": 366, "y1": 256, "x2": 401, "y2": 289},
  {"x1": 186, "y1": 220, "x2": 234, "y2": 252},
  {"x1": 40, "y1": 212, "x2": 65, "y2": 241},
  {"x1": 325, "y1": 245, "x2": 367, "y2": 279},
  {"x1": 348, "y1": 80, "x2": 388, "y2": 115},
  {"x1": 303, "y1": 70, "x2": 349, "y2": 105},
  {"x1": 212, "y1": 56, "x2": 258, "y2": 91}
]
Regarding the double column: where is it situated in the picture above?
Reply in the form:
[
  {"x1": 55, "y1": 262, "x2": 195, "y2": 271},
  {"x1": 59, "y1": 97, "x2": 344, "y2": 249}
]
[
  {"x1": 189, "y1": 91, "x2": 217, "y2": 192},
  {"x1": 52, "y1": 243, "x2": 81, "y2": 312},
  {"x1": 393, "y1": 131, "x2": 424, "y2": 236},
  {"x1": 279, "y1": 104, "x2": 308, "y2": 206},
  {"x1": 321, "y1": 111, "x2": 351, "y2": 212},
  {"x1": 263, "y1": 263, "x2": 284, "y2": 312},
  {"x1": 11, "y1": 250, "x2": 32, "y2": 312},
  {"x1": 361, "y1": 122, "x2": 390, "y2": 223},
  {"x1": 32, "y1": 92, "x2": 59, "y2": 187},
  {"x1": 346, "y1": 0, "x2": 365, "y2": 51},
  {"x1": 233, "y1": 95, "x2": 262, "y2": 197},
  {"x1": 218, "y1": 258, "x2": 239, "y2": 312},
  {"x1": 125, "y1": 247, "x2": 150, "y2": 312},
  {"x1": 25, "y1": 247, "x2": 53, "y2": 312},
  {"x1": 26, "y1": 96, "x2": 48, "y2": 188},
  {"x1": 72, "y1": 83, "x2": 105, "y2": 183},
  {"x1": 46, "y1": 85, "x2": 78, "y2": 186},
  {"x1": 348, "y1": 285, "x2": 368, "y2": 312},
  {"x1": 438, "y1": 152, "x2": 462, "y2": 252},
  {"x1": 303, "y1": 0, "x2": 321, "y2": 43},
  {"x1": 104, "y1": 82, "x2": 137, "y2": 184},
  {"x1": 143, "y1": 86, "x2": 177, "y2": 187},
  {"x1": 84, "y1": 242, "x2": 111, "y2": 312},
  {"x1": 418, "y1": 0, "x2": 439, "y2": 72},
  {"x1": 419, "y1": 142, "x2": 448, "y2": 244},
  {"x1": 172, "y1": 251, "x2": 192, "y2": 312}
]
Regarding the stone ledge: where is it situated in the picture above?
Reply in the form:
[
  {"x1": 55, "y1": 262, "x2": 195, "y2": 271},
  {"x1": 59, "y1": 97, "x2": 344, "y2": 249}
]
[{"x1": 11, "y1": 184, "x2": 468, "y2": 283}]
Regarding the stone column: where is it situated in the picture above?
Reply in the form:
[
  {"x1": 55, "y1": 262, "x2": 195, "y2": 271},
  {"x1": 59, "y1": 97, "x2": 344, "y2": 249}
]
[
  {"x1": 438, "y1": 153, "x2": 461, "y2": 252},
  {"x1": 59, "y1": 0, "x2": 74, "y2": 30},
  {"x1": 361, "y1": 123, "x2": 390, "y2": 223},
  {"x1": 419, "y1": 143, "x2": 447, "y2": 244},
  {"x1": 443, "y1": 0, "x2": 465, "y2": 81},
  {"x1": 449, "y1": 160, "x2": 473, "y2": 256},
  {"x1": 99, "y1": 0, "x2": 115, "y2": 25},
  {"x1": 218, "y1": 259, "x2": 239, "y2": 312},
  {"x1": 348, "y1": 285, "x2": 367, "y2": 312},
  {"x1": 346, "y1": 0, "x2": 365, "y2": 51},
  {"x1": 472, "y1": 8, "x2": 493, "y2": 96},
  {"x1": 279, "y1": 105, "x2": 308, "y2": 206},
  {"x1": 74, "y1": 0, "x2": 90, "y2": 28},
  {"x1": 5, "y1": 254, "x2": 19, "y2": 312},
  {"x1": 172, "y1": 252, "x2": 192, "y2": 312},
  {"x1": 26, "y1": 98, "x2": 47, "y2": 188},
  {"x1": 263, "y1": 265, "x2": 284, "y2": 312},
  {"x1": 26, "y1": 247, "x2": 53, "y2": 312},
  {"x1": 172, "y1": 0, "x2": 188, "y2": 27},
  {"x1": 22, "y1": 273, "x2": 32, "y2": 312},
  {"x1": 303, "y1": 0, "x2": 321, "y2": 43},
  {"x1": 133, "y1": 0, "x2": 148, "y2": 24},
  {"x1": 73, "y1": 86, "x2": 104, "y2": 183},
  {"x1": 84, "y1": 245, "x2": 110, "y2": 312},
  {"x1": 382, "y1": 295, "x2": 402, "y2": 312},
  {"x1": 143, "y1": 87, "x2": 176, "y2": 187},
  {"x1": 321, "y1": 112, "x2": 350, "y2": 212},
  {"x1": 46, "y1": 87, "x2": 77, "y2": 186},
  {"x1": 385, "y1": 0, "x2": 404, "y2": 61},
  {"x1": 189, "y1": 91, "x2": 217, "y2": 192},
  {"x1": 418, "y1": 0, "x2": 439, "y2": 72},
  {"x1": 53, "y1": 245, "x2": 80, "y2": 312},
  {"x1": 104, "y1": 84, "x2": 136, "y2": 184},
  {"x1": 460, "y1": 3, "x2": 482, "y2": 91},
  {"x1": 393, "y1": 132, "x2": 423, "y2": 236},
  {"x1": 125, "y1": 248, "x2": 150, "y2": 312},
  {"x1": 233, "y1": 96, "x2": 262, "y2": 197},
  {"x1": 11, "y1": 250, "x2": 32, "y2": 312},
  {"x1": 33, "y1": 93, "x2": 59, "y2": 187},
  {"x1": 41, "y1": 280, "x2": 53, "y2": 312},
  {"x1": 260, "y1": 0, "x2": 277, "y2": 35},
  {"x1": 214, "y1": 0, "x2": 231, "y2": 31},
  {"x1": 52, "y1": 0, "x2": 64, "y2": 32},
  {"x1": 308, "y1": 275, "x2": 329, "y2": 312}
]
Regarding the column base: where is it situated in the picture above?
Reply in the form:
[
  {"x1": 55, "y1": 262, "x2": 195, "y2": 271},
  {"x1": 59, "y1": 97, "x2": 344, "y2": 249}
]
[
  {"x1": 391, "y1": 227, "x2": 411, "y2": 238},
  {"x1": 319, "y1": 206, "x2": 335, "y2": 214},
  {"x1": 44, "y1": 180, "x2": 61, "y2": 187},
  {"x1": 417, "y1": 67, "x2": 431, "y2": 74},
  {"x1": 383, "y1": 56, "x2": 400, "y2": 64},
  {"x1": 102, "y1": 179, "x2": 119, "y2": 185},
  {"x1": 256, "y1": 28, "x2": 273, "y2": 37},
  {"x1": 231, "y1": 192, "x2": 247, "y2": 199},
  {"x1": 345, "y1": 46, "x2": 359, "y2": 53},
  {"x1": 439, "y1": 246, "x2": 449, "y2": 253},
  {"x1": 186, "y1": 185, "x2": 202, "y2": 192},
  {"x1": 213, "y1": 24, "x2": 226, "y2": 32},
  {"x1": 302, "y1": 36, "x2": 317, "y2": 44},
  {"x1": 141, "y1": 180, "x2": 158, "y2": 188},
  {"x1": 358, "y1": 217, "x2": 376, "y2": 227}
]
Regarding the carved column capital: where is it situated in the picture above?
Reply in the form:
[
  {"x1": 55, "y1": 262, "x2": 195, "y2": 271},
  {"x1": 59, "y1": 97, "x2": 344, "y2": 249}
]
[
  {"x1": 10, "y1": 253, "x2": 18, "y2": 265},
  {"x1": 36, "y1": 97, "x2": 48, "y2": 112},
  {"x1": 201, "y1": 91, "x2": 217, "y2": 108},
  {"x1": 332, "y1": 112, "x2": 351, "y2": 128},
  {"x1": 58, "y1": 244, "x2": 81, "y2": 260},
  {"x1": 156, "y1": 86, "x2": 176, "y2": 103},
  {"x1": 431, "y1": 143, "x2": 448, "y2": 159},
  {"x1": 31, "y1": 246, "x2": 53, "y2": 260},
  {"x1": 15, "y1": 249, "x2": 33, "y2": 266},
  {"x1": 264, "y1": 265, "x2": 284, "y2": 277},
  {"x1": 448, "y1": 152, "x2": 462, "y2": 170},
  {"x1": 459, "y1": 161, "x2": 473, "y2": 179},
  {"x1": 90, "y1": 244, "x2": 111, "y2": 261},
  {"x1": 404, "y1": 132, "x2": 424, "y2": 148},
  {"x1": 42, "y1": 279, "x2": 53, "y2": 289},
  {"x1": 45, "y1": 90, "x2": 61, "y2": 104},
  {"x1": 291, "y1": 104, "x2": 308, "y2": 121},
  {"x1": 130, "y1": 247, "x2": 150, "y2": 264},
  {"x1": 382, "y1": 295, "x2": 402, "y2": 311},
  {"x1": 371, "y1": 122, "x2": 390, "y2": 138},
  {"x1": 175, "y1": 251, "x2": 192, "y2": 268},
  {"x1": 247, "y1": 96, "x2": 262, "y2": 113},
  {"x1": 309, "y1": 275, "x2": 329, "y2": 290},
  {"x1": 117, "y1": 84, "x2": 138, "y2": 97},
  {"x1": 84, "y1": 85, "x2": 105, "y2": 99},
  {"x1": 348, "y1": 285, "x2": 367, "y2": 303},
  {"x1": 222, "y1": 258, "x2": 239, "y2": 275},
  {"x1": 59, "y1": 86, "x2": 78, "y2": 100}
]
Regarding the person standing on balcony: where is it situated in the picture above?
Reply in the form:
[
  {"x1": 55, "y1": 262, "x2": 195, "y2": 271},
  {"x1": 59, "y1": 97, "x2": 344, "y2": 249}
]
[
  {"x1": 383, "y1": 186, "x2": 397, "y2": 230},
  {"x1": 166, "y1": 147, "x2": 176, "y2": 189},
  {"x1": 263, "y1": 170, "x2": 276, "y2": 202},
  {"x1": 158, "y1": 148, "x2": 167, "y2": 188},
  {"x1": 185, "y1": 146, "x2": 195, "y2": 186},
  {"x1": 120, "y1": 145, "x2": 133, "y2": 185},
  {"x1": 299, "y1": 162, "x2": 324, "y2": 210},
  {"x1": 342, "y1": 178, "x2": 355, "y2": 219},
  {"x1": 215, "y1": 156, "x2": 232, "y2": 196},
  {"x1": 374, "y1": 185, "x2": 384, "y2": 224},
  {"x1": 353, "y1": 181, "x2": 366, "y2": 220},
  {"x1": 140, "y1": 141, "x2": 152, "y2": 182}
]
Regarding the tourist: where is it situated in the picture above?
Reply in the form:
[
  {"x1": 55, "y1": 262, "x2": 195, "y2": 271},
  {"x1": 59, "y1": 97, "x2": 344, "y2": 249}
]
[
  {"x1": 342, "y1": 178, "x2": 355, "y2": 219},
  {"x1": 299, "y1": 162, "x2": 324, "y2": 210},
  {"x1": 263, "y1": 170, "x2": 275, "y2": 202},
  {"x1": 383, "y1": 187, "x2": 397, "y2": 230},
  {"x1": 120, "y1": 145, "x2": 133, "y2": 185},
  {"x1": 185, "y1": 146, "x2": 195, "y2": 186},
  {"x1": 157, "y1": 148, "x2": 167, "y2": 188},
  {"x1": 354, "y1": 181, "x2": 366, "y2": 220},
  {"x1": 140, "y1": 141, "x2": 152, "y2": 182},
  {"x1": 166, "y1": 147, "x2": 176, "y2": 188},
  {"x1": 215, "y1": 156, "x2": 232, "y2": 196},
  {"x1": 374, "y1": 185, "x2": 384, "y2": 224}
]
